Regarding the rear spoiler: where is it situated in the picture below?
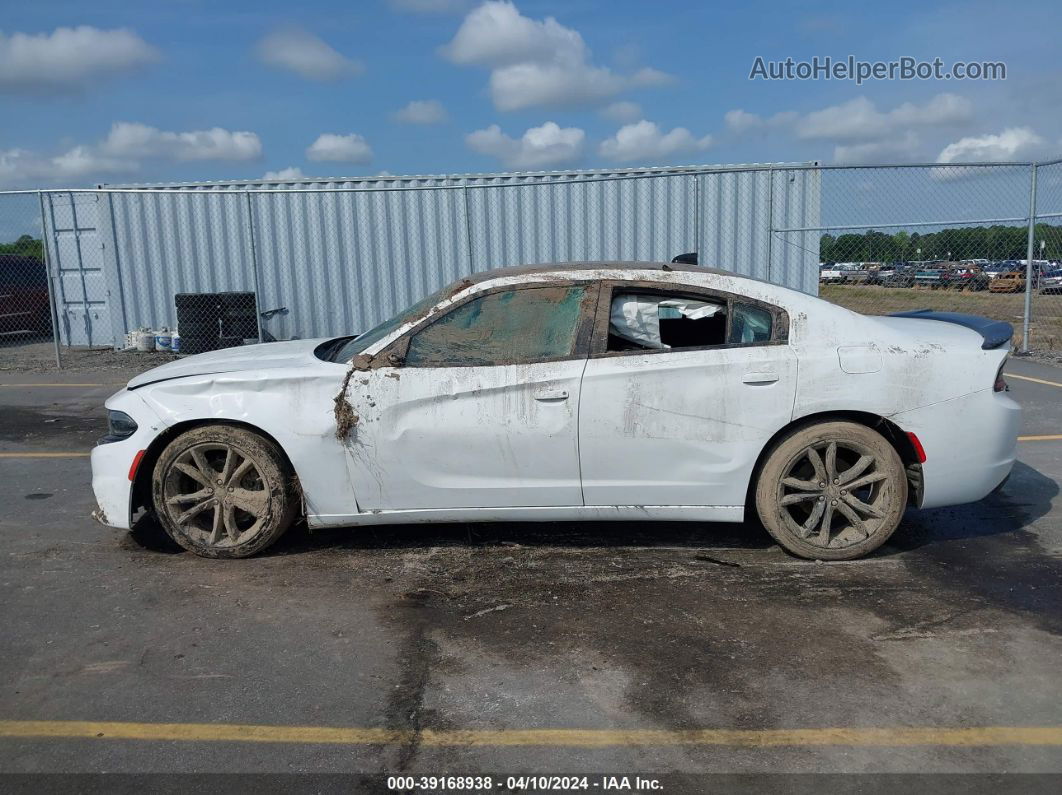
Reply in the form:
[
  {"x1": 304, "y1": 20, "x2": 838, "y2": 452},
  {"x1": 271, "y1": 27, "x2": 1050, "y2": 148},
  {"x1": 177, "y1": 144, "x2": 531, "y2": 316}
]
[{"x1": 888, "y1": 309, "x2": 1013, "y2": 350}]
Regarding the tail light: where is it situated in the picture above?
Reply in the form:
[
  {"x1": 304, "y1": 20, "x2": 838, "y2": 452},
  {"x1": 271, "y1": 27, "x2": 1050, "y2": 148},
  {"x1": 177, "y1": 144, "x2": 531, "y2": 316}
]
[
  {"x1": 994, "y1": 363, "x2": 1009, "y2": 392},
  {"x1": 906, "y1": 432, "x2": 927, "y2": 463}
]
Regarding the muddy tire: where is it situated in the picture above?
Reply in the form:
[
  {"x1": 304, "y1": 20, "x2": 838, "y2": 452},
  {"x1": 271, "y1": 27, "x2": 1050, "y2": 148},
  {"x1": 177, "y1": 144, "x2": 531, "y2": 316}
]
[
  {"x1": 754, "y1": 421, "x2": 907, "y2": 560},
  {"x1": 152, "y1": 424, "x2": 297, "y2": 559}
]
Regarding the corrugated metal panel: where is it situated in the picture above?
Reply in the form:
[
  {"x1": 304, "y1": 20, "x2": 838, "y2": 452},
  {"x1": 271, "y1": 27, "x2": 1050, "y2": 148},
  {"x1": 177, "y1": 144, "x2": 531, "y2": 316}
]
[{"x1": 55, "y1": 161, "x2": 820, "y2": 346}]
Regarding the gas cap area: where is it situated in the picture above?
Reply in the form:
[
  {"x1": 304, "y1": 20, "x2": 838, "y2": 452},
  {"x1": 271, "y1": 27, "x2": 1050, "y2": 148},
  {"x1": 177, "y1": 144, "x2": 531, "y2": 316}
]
[{"x1": 837, "y1": 344, "x2": 882, "y2": 374}]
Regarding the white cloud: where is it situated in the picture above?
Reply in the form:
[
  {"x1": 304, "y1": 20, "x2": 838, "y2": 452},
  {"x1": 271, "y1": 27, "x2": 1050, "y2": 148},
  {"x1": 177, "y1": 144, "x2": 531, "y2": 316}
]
[
  {"x1": 795, "y1": 94, "x2": 972, "y2": 142},
  {"x1": 724, "y1": 109, "x2": 763, "y2": 133},
  {"x1": 629, "y1": 67, "x2": 674, "y2": 87},
  {"x1": 392, "y1": 99, "x2": 448, "y2": 124},
  {"x1": 724, "y1": 94, "x2": 977, "y2": 163},
  {"x1": 488, "y1": 62, "x2": 625, "y2": 111},
  {"x1": 389, "y1": 0, "x2": 471, "y2": 12},
  {"x1": 306, "y1": 133, "x2": 373, "y2": 163},
  {"x1": 263, "y1": 166, "x2": 308, "y2": 180},
  {"x1": 723, "y1": 109, "x2": 798, "y2": 133},
  {"x1": 441, "y1": 1, "x2": 671, "y2": 110},
  {"x1": 101, "y1": 122, "x2": 262, "y2": 161},
  {"x1": 599, "y1": 120, "x2": 712, "y2": 163},
  {"x1": 0, "y1": 121, "x2": 263, "y2": 187},
  {"x1": 601, "y1": 101, "x2": 642, "y2": 123},
  {"x1": 936, "y1": 127, "x2": 1047, "y2": 164},
  {"x1": 833, "y1": 132, "x2": 921, "y2": 165},
  {"x1": 0, "y1": 26, "x2": 159, "y2": 93},
  {"x1": 0, "y1": 146, "x2": 135, "y2": 188},
  {"x1": 441, "y1": 0, "x2": 584, "y2": 67},
  {"x1": 466, "y1": 121, "x2": 584, "y2": 168},
  {"x1": 255, "y1": 28, "x2": 362, "y2": 81}
]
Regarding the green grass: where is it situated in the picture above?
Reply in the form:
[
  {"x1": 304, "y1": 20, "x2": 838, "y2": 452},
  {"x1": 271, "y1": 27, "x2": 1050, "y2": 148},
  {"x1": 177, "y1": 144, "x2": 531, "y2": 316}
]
[{"x1": 819, "y1": 285, "x2": 1062, "y2": 351}]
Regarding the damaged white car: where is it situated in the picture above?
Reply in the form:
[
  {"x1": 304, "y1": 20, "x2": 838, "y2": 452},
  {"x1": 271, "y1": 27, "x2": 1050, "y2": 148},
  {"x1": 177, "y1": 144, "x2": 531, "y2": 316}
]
[{"x1": 91, "y1": 263, "x2": 1020, "y2": 560}]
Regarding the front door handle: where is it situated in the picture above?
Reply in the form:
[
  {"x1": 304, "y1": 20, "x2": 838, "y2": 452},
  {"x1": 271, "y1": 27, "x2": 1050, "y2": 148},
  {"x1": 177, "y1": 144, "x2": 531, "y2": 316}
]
[
  {"x1": 742, "y1": 372, "x2": 779, "y2": 385},
  {"x1": 534, "y1": 389, "x2": 569, "y2": 402}
]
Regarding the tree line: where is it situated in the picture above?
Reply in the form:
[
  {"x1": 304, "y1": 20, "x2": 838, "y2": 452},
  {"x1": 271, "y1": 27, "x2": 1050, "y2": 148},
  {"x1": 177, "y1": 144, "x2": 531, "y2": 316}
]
[
  {"x1": 820, "y1": 223, "x2": 1062, "y2": 264},
  {"x1": 0, "y1": 235, "x2": 44, "y2": 261}
]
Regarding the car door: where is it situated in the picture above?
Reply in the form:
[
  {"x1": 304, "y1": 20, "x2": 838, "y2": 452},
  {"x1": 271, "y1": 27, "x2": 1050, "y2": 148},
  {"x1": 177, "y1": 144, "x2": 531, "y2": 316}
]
[
  {"x1": 578, "y1": 281, "x2": 798, "y2": 508},
  {"x1": 344, "y1": 282, "x2": 598, "y2": 511}
]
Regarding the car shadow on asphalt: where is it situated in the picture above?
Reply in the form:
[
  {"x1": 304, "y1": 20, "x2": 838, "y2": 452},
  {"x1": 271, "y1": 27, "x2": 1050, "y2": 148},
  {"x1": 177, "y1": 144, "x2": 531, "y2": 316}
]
[
  {"x1": 125, "y1": 460, "x2": 1057, "y2": 559},
  {"x1": 128, "y1": 513, "x2": 773, "y2": 557},
  {"x1": 885, "y1": 460, "x2": 1058, "y2": 553}
]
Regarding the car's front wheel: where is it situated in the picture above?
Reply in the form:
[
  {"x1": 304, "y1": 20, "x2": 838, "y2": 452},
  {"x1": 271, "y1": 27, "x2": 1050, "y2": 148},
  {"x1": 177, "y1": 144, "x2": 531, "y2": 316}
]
[
  {"x1": 754, "y1": 421, "x2": 907, "y2": 560},
  {"x1": 152, "y1": 424, "x2": 298, "y2": 558}
]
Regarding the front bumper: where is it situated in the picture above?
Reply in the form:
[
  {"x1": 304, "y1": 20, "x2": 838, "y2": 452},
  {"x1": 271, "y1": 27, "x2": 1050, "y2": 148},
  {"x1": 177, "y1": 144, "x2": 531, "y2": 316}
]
[
  {"x1": 892, "y1": 388, "x2": 1020, "y2": 509},
  {"x1": 90, "y1": 391, "x2": 168, "y2": 530}
]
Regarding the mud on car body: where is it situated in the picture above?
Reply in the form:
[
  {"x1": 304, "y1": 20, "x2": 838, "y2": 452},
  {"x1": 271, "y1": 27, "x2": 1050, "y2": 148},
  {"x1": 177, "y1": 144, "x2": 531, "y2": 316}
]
[{"x1": 92, "y1": 262, "x2": 1020, "y2": 561}]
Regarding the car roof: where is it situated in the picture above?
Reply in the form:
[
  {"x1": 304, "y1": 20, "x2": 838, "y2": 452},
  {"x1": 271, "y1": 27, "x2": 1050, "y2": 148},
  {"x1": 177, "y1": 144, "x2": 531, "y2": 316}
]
[{"x1": 467, "y1": 260, "x2": 748, "y2": 284}]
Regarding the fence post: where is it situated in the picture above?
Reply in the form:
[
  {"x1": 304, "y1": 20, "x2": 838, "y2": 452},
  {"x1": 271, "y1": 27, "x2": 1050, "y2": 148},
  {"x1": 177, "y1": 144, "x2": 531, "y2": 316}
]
[
  {"x1": 462, "y1": 184, "x2": 474, "y2": 274},
  {"x1": 244, "y1": 190, "x2": 264, "y2": 343},
  {"x1": 37, "y1": 190, "x2": 62, "y2": 369},
  {"x1": 693, "y1": 172, "x2": 701, "y2": 261},
  {"x1": 766, "y1": 166, "x2": 775, "y2": 282},
  {"x1": 1021, "y1": 163, "x2": 1038, "y2": 353}
]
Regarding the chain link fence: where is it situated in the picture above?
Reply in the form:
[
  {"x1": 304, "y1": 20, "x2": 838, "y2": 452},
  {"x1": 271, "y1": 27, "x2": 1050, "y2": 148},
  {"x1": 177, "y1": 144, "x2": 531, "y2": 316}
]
[
  {"x1": 1, "y1": 158, "x2": 1060, "y2": 371},
  {"x1": 0, "y1": 193, "x2": 58, "y2": 369},
  {"x1": 773, "y1": 162, "x2": 1060, "y2": 354}
]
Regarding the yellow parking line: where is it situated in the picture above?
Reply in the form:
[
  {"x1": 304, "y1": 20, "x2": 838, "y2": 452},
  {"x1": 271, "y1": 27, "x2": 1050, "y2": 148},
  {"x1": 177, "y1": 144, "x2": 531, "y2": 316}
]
[
  {"x1": 0, "y1": 452, "x2": 90, "y2": 458},
  {"x1": 1018, "y1": 435, "x2": 1062, "y2": 442},
  {"x1": 1007, "y1": 373, "x2": 1062, "y2": 388},
  {"x1": 0, "y1": 721, "x2": 1061, "y2": 747}
]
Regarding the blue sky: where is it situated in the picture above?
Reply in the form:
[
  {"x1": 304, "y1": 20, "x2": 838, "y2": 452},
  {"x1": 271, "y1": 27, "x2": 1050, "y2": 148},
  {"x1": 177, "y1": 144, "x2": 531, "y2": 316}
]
[{"x1": 1, "y1": 0, "x2": 1060, "y2": 188}]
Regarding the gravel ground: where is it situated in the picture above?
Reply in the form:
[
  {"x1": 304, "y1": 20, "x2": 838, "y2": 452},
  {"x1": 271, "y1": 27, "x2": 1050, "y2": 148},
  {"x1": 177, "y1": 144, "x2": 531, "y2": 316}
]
[{"x1": 0, "y1": 339, "x2": 187, "y2": 374}]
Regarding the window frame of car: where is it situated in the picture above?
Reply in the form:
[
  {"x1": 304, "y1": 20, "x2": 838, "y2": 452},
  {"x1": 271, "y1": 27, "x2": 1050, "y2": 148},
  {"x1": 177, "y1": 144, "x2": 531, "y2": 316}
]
[
  {"x1": 588, "y1": 280, "x2": 790, "y2": 359},
  {"x1": 378, "y1": 279, "x2": 602, "y2": 369}
]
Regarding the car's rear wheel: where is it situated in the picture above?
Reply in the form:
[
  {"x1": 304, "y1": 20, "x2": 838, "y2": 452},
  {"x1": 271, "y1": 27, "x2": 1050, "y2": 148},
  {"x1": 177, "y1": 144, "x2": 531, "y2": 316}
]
[
  {"x1": 754, "y1": 421, "x2": 907, "y2": 560},
  {"x1": 152, "y1": 424, "x2": 297, "y2": 558}
]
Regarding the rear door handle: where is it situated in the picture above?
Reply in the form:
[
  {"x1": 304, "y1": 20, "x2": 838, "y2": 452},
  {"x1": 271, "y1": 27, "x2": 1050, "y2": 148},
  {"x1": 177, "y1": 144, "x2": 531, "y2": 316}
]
[
  {"x1": 742, "y1": 372, "x2": 779, "y2": 385},
  {"x1": 534, "y1": 389, "x2": 569, "y2": 401}
]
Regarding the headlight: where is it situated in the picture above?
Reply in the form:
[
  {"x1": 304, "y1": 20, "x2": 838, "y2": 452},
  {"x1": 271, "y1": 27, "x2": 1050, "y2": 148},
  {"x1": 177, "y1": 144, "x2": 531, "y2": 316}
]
[{"x1": 100, "y1": 410, "x2": 138, "y2": 444}]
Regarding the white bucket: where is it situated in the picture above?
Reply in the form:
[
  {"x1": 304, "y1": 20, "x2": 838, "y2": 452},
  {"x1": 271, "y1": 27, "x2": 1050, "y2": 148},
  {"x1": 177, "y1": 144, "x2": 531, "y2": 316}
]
[
  {"x1": 135, "y1": 329, "x2": 155, "y2": 352},
  {"x1": 170, "y1": 332, "x2": 181, "y2": 354},
  {"x1": 155, "y1": 328, "x2": 172, "y2": 352}
]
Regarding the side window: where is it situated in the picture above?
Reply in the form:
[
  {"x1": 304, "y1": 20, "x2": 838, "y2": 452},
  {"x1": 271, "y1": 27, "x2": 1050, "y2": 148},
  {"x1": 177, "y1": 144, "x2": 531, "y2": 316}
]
[
  {"x1": 729, "y1": 303, "x2": 773, "y2": 344},
  {"x1": 608, "y1": 291, "x2": 727, "y2": 351},
  {"x1": 405, "y1": 285, "x2": 588, "y2": 367}
]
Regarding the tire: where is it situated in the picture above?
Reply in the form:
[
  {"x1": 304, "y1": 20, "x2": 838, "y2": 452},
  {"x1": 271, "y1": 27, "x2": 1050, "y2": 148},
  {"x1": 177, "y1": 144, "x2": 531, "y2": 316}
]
[
  {"x1": 754, "y1": 421, "x2": 907, "y2": 560},
  {"x1": 152, "y1": 424, "x2": 298, "y2": 558}
]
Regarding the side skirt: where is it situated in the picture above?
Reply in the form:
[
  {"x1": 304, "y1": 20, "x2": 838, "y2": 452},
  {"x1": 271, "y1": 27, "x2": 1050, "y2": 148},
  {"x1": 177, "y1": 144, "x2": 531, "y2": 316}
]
[{"x1": 306, "y1": 504, "x2": 745, "y2": 528}]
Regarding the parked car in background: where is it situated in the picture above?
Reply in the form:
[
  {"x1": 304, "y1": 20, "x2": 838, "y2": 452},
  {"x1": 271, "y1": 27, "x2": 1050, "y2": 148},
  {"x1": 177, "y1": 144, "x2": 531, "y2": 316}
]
[
  {"x1": 913, "y1": 262, "x2": 955, "y2": 289},
  {"x1": 945, "y1": 265, "x2": 988, "y2": 291},
  {"x1": 989, "y1": 271, "x2": 1026, "y2": 293},
  {"x1": 865, "y1": 263, "x2": 898, "y2": 286},
  {"x1": 819, "y1": 264, "x2": 848, "y2": 284},
  {"x1": 0, "y1": 255, "x2": 51, "y2": 337},
  {"x1": 842, "y1": 265, "x2": 871, "y2": 285},
  {"x1": 1039, "y1": 269, "x2": 1062, "y2": 294},
  {"x1": 92, "y1": 262, "x2": 1019, "y2": 562},
  {"x1": 983, "y1": 261, "x2": 1018, "y2": 281},
  {"x1": 883, "y1": 267, "x2": 916, "y2": 288}
]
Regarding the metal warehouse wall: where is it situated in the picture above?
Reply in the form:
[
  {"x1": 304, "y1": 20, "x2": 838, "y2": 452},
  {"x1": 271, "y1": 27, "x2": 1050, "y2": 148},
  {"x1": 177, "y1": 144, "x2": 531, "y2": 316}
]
[{"x1": 42, "y1": 162, "x2": 820, "y2": 347}]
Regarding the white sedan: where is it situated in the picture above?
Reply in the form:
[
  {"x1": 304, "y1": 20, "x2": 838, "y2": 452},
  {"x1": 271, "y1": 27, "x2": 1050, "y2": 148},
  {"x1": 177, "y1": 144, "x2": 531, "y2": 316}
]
[{"x1": 91, "y1": 262, "x2": 1020, "y2": 560}]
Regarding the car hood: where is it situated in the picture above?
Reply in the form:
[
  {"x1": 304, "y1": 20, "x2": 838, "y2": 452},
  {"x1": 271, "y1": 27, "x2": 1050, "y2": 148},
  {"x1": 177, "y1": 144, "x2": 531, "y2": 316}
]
[{"x1": 127, "y1": 338, "x2": 333, "y2": 389}]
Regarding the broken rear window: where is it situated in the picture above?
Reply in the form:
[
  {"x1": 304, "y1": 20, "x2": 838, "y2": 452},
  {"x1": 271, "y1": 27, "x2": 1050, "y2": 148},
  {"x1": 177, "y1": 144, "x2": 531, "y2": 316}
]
[
  {"x1": 608, "y1": 292, "x2": 727, "y2": 351},
  {"x1": 729, "y1": 303, "x2": 772, "y2": 344},
  {"x1": 405, "y1": 285, "x2": 587, "y2": 367}
]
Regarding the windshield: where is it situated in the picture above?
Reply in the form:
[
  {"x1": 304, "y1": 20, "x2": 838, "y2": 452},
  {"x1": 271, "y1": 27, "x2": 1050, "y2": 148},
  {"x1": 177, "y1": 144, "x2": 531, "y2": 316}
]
[{"x1": 328, "y1": 282, "x2": 458, "y2": 363}]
